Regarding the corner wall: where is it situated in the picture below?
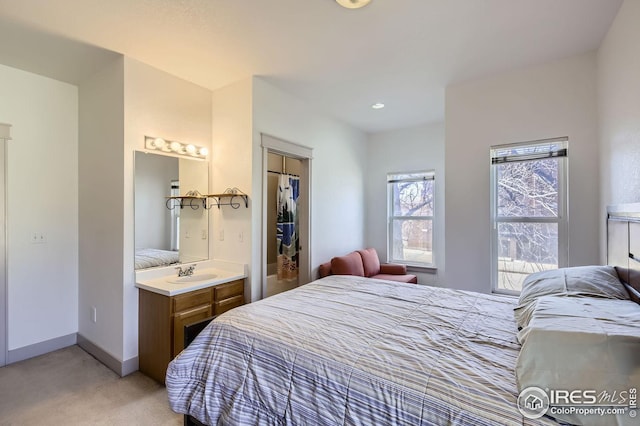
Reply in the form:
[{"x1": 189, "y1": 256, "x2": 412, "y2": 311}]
[
  {"x1": 445, "y1": 52, "x2": 600, "y2": 292},
  {"x1": 597, "y1": 0, "x2": 640, "y2": 261},
  {"x1": 78, "y1": 56, "x2": 125, "y2": 364}
]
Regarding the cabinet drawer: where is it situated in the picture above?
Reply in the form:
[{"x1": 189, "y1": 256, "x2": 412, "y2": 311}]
[
  {"x1": 173, "y1": 304, "x2": 212, "y2": 357},
  {"x1": 173, "y1": 288, "x2": 212, "y2": 313},
  {"x1": 214, "y1": 294, "x2": 244, "y2": 315},
  {"x1": 214, "y1": 279, "x2": 244, "y2": 301}
]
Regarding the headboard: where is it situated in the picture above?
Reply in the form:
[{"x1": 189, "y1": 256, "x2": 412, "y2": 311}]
[{"x1": 607, "y1": 203, "x2": 640, "y2": 304}]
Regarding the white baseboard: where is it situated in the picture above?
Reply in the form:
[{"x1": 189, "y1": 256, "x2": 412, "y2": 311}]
[
  {"x1": 6, "y1": 333, "x2": 138, "y2": 378},
  {"x1": 77, "y1": 334, "x2": 138, "y2": 377},
  {"x1": 7, "y1": 333, "x2": 77, "y2": 364}
]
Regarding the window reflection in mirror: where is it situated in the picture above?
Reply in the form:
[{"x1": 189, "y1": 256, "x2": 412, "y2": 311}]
[{"x1": 134, "y1": 151, "x2": 209, "y2": 270}]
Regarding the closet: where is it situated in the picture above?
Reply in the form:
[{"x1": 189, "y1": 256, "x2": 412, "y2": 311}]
[{"x1": 266, "y1": 152, "x2": 302, "y2": 297}]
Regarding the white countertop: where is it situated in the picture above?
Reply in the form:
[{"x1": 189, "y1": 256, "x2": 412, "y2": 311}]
[{"x1": 135, "y1": 260, "x2": 247, "y2": 296}]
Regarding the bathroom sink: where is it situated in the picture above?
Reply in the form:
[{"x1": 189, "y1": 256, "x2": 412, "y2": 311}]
[{"x1": 167, "y1": 273, "x2": 218, "y2": 284}]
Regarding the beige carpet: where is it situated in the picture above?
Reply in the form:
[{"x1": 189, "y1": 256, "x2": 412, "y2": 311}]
[{"x1": 0, "y1": 345, "x2": 182, "y2": 425}]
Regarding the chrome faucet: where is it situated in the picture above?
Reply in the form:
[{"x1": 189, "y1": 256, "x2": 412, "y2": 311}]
[{"x1": 176, "y1": 264, "x2": 196, "y2": 277}]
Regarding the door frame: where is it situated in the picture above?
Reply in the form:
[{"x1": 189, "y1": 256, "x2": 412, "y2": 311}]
[
  {"x1": 0, "y1": 123, "x2": 11, "y2": 367},
  {"x1": 260, "y1": 134, "x2": 313, "y2": 299}
]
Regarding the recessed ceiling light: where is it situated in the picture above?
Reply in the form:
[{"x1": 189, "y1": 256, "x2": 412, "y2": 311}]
[
  {"x1": 336, "y1": 0, "x2": 372, "y2": 9},
  {"x1": 372, "y1": 102, "x2": 385, "y2": 109}
]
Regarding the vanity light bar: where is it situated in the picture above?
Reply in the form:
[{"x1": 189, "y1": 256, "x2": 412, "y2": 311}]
[{"x1": 145, "y1": 136, "x2": 209, "y2": 159}]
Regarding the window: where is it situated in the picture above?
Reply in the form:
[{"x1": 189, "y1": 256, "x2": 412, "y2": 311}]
[
  {"x1": 387, "y1": 171, "x2": 435, "y2": 267},
  {"x1": 490, "y1": 138, "x2": 568, "y2": 294}
]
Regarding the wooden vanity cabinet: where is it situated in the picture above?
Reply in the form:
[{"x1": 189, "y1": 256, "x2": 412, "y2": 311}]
[{"x1": 138, "y1": 279, "x2": 245, "y2": 384}]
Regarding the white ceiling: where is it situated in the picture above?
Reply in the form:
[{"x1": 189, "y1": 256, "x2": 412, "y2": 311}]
[{"x1": 0, "y1": 0, "x2": 623, "y2": 133}]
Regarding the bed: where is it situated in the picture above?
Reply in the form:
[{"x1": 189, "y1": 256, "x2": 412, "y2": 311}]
[
  {"x1": 166, "y1": 207, "x2": 640, "y2": 426},
  {"x1": 134, "y1": 248, "x2": 179, "y2": 270}
]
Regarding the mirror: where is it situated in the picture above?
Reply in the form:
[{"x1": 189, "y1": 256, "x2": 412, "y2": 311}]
[{"x1": 134, "y1": 151, "x2": 209, "y2": 270}]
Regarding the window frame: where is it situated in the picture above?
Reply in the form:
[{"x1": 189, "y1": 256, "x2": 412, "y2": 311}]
[
  {"x1": 490, "y1": 138, "x2": 568, "y2": 295},
  {"x1": 387, "y1": 170, "x2": 436, "y2": 269}
]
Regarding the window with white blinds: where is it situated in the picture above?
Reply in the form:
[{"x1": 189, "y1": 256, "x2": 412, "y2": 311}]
[
  {"x1": 387, "y1": 171, "x2": 435, "y2": 267},
  {"x1": 490, "y1": 137, "x2": 568, "y2": 293}
]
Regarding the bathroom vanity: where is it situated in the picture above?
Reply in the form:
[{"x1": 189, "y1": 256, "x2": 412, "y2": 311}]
[{"x1": 135, "y1": 263, "x2": 246, "y2": 384}]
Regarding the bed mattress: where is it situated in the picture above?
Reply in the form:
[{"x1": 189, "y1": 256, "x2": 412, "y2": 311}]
[{"x1": 166, "y1": 275, "x2": 559, "y2": 425}]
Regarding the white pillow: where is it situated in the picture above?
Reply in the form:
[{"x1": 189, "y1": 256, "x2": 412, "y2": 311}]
[
  {"x1": 514, "y1": 265, "x2": 629, "y2": 329},
  {"x1": 516, "y1": 296, "x2": 640, "y2": 426}
]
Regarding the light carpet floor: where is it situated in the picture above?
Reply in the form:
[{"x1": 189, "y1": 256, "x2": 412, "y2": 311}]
[{"x1": 0, "y1": 345, "x2": 182, "y2": 425}]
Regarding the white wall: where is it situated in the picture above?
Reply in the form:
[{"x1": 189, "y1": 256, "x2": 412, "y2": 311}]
[
  {"x1": 445, "y1": 52, "x2": 600, "y2": 293},
  {"x1": 210, "y1": 78, "x2": 254, "y2": 298},
  {"x1": 366, "y1": 123, "x2": 445, "y2": 286},
  {"x1": 597, "y1": 0, "x2": 640, "y2": 261},
  {"x1": 253, "y1": 77, "x2": 368, "y2": 293},
  {"x1": 78, "y1": 56, "x2": 125, "y2": 362},
  {"x1": 0, "y1": 64, "x2": 79, "y2": 351}
]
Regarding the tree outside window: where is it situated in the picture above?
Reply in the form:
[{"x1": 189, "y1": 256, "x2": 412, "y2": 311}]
[
  {"x1": 388, "y1": 172, "x2": 434, "y2": 267},
  {"x1": 491, "y1": 139, "x2": 568, "y2": 293}
]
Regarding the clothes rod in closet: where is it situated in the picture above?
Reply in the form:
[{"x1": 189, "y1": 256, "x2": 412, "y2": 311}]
[{"x1": 267, "y1": 170, "x2": 299, "y2": 177}]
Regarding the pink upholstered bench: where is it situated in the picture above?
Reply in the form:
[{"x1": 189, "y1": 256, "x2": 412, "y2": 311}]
[{"x1": 318, "y1": 248, "x2": 418, "y2": 284}]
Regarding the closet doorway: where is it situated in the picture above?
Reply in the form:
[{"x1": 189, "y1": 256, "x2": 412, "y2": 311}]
[{"x1": 261, "y1": 134, "x2": 312, "y2": 299}]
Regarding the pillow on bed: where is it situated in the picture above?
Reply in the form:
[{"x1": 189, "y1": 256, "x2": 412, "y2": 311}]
[
  {"x1": 516, "y1": 295, "x2": 640, "y2": 426},
  {"x1": 514, "y1": 265, "x2": 629, "y2": 329}
]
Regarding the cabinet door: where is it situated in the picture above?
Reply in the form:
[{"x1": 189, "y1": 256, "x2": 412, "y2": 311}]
[
  {"x1": 139, "y1": 289, "x2": 172, "y2": 384},
  {"x1": 173, "y1": 304, "x2": 212, "y2": 357}
]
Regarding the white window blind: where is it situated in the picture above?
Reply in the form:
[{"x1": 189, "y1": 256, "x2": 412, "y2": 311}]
[{"x1": 490, "y1": 137, "x2": 568, "y2": 294}]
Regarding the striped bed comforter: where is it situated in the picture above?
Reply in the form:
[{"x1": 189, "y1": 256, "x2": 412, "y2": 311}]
[{"x1": 166, "y1": 275, "x2": 558, "y2": 425}]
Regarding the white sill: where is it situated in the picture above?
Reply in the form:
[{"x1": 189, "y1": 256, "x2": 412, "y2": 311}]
[{"x1": 405, "y1": 265, "x2": 437, "y2": 274}]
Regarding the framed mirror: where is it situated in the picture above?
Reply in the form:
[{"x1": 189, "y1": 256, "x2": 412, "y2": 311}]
[{"x1": 134, "y1": 151, "x2": 209, "y2": 270}]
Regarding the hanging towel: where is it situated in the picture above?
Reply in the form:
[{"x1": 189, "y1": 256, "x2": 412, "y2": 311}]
[{"x1": 276, "y1": 174, "x2": 300, "y2": 280}]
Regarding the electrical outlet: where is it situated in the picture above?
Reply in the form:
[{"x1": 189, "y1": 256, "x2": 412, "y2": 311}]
[
  {"x1": 91, "y1": 306, "x2": 97, "y2": 323},
  {"x1": 30, "y1": 232, "x2": 46, "y2": 244},
  {"x1": 219, "y1": 229, "x2": 224, "y2": 241},
  {"x1": 185, "y1": 230, "x2": 190, "y2": 239},
  {"x1": 201, "y1": 229, "x2": 207, "y2": 240}
]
